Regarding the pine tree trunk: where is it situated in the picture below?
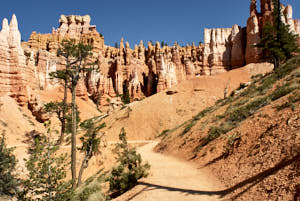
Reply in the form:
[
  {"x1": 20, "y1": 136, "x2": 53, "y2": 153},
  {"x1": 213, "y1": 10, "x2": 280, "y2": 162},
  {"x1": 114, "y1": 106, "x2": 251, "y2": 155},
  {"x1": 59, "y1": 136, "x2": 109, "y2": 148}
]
[
  {"x1": 77, "y1": 155, "x2": 88, "y2": 188},
  {"x1": 71, "y1": 82, "x2": 77, "y2": 189},
  {"x1": 57, "y1": 77, "x2": 68, "y2": 145}
]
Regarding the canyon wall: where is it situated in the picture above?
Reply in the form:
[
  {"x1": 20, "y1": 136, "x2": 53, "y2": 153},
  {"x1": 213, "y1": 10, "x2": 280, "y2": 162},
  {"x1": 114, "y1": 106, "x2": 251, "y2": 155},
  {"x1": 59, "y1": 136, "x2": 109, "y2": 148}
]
[{"x1": 0, "y1": 0, "x2": 299, "y2": 117}]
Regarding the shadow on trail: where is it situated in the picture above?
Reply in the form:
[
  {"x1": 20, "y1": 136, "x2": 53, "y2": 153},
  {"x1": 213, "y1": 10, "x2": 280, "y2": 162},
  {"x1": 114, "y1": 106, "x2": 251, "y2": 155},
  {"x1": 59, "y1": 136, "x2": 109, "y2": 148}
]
[{"x1": 126, "y1": 154, "x2": 299, "y2": 200}]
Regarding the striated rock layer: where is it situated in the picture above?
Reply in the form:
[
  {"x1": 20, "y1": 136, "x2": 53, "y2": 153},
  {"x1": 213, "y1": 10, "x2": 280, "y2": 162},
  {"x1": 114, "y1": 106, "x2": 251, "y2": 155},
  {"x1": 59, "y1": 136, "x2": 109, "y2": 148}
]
[{"x1": 0, "y1": 0, "x2": 299, "y2": 118}]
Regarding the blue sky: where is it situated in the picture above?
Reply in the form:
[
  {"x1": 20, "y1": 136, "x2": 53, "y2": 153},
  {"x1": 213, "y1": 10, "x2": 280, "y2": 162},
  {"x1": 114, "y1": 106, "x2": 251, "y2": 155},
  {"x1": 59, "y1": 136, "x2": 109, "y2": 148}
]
[{"x1": 1, "y1": 0, "x2": 299, "y2": 47}]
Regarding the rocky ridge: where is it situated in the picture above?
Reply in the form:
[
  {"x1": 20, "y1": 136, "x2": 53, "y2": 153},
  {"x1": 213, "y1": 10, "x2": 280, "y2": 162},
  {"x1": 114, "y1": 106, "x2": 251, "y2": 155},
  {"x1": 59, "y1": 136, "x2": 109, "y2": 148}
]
[{"x1": 0, "y1": 0, "x2": 299, "y2": 120}]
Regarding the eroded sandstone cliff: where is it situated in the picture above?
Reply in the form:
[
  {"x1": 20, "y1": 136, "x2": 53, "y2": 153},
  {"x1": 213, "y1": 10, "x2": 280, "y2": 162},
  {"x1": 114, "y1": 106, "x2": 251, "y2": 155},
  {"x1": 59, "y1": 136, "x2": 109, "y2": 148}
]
[{"x1": 0, "y1": 0, "x2": 299, "y2": 120}]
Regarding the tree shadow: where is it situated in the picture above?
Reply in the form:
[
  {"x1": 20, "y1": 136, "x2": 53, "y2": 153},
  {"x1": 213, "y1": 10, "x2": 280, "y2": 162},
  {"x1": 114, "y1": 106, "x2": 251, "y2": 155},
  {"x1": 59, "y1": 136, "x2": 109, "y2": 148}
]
[{"x1": 125, "y1": 154, "x2": 299, "y2": 200}]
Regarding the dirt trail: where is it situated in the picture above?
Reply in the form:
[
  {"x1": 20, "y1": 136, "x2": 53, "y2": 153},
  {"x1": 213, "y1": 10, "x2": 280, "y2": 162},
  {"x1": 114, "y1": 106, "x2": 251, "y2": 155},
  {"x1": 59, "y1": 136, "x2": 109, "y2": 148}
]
[{"x1": 114, "y1": 142, "x2": 224, "y2": 201}]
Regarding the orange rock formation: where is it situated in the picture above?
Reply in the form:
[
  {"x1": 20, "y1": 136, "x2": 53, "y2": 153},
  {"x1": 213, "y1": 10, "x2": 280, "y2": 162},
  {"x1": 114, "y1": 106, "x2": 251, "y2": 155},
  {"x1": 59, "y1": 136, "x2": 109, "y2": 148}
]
[{"x1": 0, "y1": 0, "x2": 299, "y2": 120}]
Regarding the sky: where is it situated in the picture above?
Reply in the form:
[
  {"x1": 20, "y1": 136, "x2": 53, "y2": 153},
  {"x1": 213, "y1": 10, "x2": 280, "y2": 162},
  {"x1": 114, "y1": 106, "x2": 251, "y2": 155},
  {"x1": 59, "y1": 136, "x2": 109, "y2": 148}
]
[{"x1": 0, "y1": 0, "x2": 299, "y2": 47}]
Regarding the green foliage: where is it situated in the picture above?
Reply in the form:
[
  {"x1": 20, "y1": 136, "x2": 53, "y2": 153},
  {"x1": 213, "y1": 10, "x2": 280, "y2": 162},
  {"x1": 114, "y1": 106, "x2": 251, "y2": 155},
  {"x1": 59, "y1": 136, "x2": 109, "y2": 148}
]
[
  {"x1": 44, "y1": 101, "x2": 71, "y2": 123},
  {"x1": 276, "y1": 90, "x2": 300, "y2": 111},
  {"x1": 73, "y1": 169, "x2": 107, "y2": 201},
  {"x1": 18, "y1": 123, "x2": 73, "y2": 201},
  {"x1": 57, "y1": 39, "x2": 94, "y2": 86},
  {"x1": 180, "y1": 106, "x2": 216, "y2": 137},
  {"x1": 226, "y1": 97, "x2": 270, "y2": 123},
  {"x1": 77, "y1": 186, "x2": 100, "y2": 201},
  {"x1": 193, "y1": 106, "x2": 216, "y2": 121},
  {"x1": 0, "y1": 133, "x2": 19, "y2": 196},
  {"x1": 49, "y1": 69, "x2": 69, "y2": 81},
  {"x1": 180, "y1": 121, "x2": 196, "y2": 136},
  {"x1": 256, "y1": 0, "x2": 299, "y2": 68},
  {"x1": 240, "y1": 83, "x2": 258, "y2": 97},
  {"x1": 157, "y1": 129, "x2": 170, "y2": 137},
  {"x1": 79, "y1": 122, "x2": 105, "y2": 157},
  {"x1": 77, "y1": 121, "x2": 106, "y2": 187},
  {"x1": 121, "y1": 82, "x2": 131, "y2": 104},
  {"x1": 166, "y1": 55, "x2": 300, "y2": 155},
  {"x1": 269, "y1": 83, "x2": 298, "y2": 101},
  {"x1": 204, "y1": 123, "x2": 235, "y2": 146},
  {"x1": 64, "y1": 105, "x2": 80, "y2": 135},
  {"x1": 108, "y1": 128, "x2": 150, "y2": 197},
  {"x1": 232, "y1": 98, "x2": 249, "y2": 108}
]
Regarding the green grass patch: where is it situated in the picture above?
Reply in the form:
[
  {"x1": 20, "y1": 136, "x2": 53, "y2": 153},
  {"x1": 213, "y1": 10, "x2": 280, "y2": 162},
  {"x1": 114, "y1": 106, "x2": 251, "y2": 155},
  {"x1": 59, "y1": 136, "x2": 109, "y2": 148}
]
[
  {"x1": 193, "y1": 106, "x2": 216, "y2": 121},
  {"x1": 233, "y1": 98, "x2": 249, "y2": 108},
  {"x1": 180, "y1": 106, "x2": 216, "y2": 137},
  {"x1": 74, "y1": 170, "x2": 107, "y2": 201},
  {"x1": 180, "y1": 121, "x2": 196, "y2": 136},
  {"x1": 276, "y1": 90, "x2": 300, "y2": 111},
  {"x1": 257, "y1": 75, "x2": 277, "y2": 94},
  {"x1": 194, "y1": 122, "x2": 237, "y2": 153},
  {"x1": 157, "y1": 129, "x2": 170, "y2": 137},
  {"x1": 226, "y1": 96, "x2": 270, "y2": 123},
  {"x1": 239, "y1": 83, "x2": 258, "y2": 97},
  {"x1": 269, "y1": 83, "x2": 298, "y2": 101}
]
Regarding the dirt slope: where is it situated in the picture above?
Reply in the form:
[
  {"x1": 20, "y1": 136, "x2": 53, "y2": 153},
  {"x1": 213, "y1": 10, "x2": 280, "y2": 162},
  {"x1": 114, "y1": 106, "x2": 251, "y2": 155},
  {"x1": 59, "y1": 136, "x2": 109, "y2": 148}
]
[
  {"x1": 155, "y1": 58, "x2": 300, "y2": 200},
  {"x1": 102, "y1": 63, "x2": 273, "y2": 141},
  {"x1": 114, "y1": 141, "x2": 224, "y2": 201},
  {"x1": 0, "y1": 62, "x2": 273, "y2": 197}
]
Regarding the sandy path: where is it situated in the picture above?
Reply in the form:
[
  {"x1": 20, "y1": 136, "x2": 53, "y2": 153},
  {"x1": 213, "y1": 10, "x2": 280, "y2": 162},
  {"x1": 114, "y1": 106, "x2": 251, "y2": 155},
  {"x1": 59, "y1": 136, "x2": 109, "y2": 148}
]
[{"x1": 114, "y1": 142, "x2": 224, "y2": 201}]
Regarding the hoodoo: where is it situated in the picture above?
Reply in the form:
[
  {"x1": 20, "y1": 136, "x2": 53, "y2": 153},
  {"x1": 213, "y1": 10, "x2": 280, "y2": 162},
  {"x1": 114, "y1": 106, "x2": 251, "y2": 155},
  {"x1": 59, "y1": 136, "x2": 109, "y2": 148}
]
[{"x1": 0, "y1": 1, "x2": 299, "y2": 116}]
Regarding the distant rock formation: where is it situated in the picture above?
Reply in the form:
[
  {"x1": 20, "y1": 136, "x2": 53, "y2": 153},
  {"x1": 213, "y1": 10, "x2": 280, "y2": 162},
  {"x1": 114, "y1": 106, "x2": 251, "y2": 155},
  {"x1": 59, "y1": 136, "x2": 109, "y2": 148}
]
[
  {"x1": 0, "y1": 0, "x2": 299, "y2": 119},
  {"x1": 245, "y1": 0, "x2": 300, "y2": 63},
  {"x1": 0, "y1": 15, "x2": 28, "y2": 105},
  {"x1": 203, "y1": 0, "x2": 300, "y2": 71}
]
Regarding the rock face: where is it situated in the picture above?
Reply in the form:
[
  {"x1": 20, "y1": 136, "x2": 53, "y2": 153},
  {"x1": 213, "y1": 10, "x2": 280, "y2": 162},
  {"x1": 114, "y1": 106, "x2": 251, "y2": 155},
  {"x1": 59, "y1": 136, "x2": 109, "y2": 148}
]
[
  {"x1": 245, "y1": 0, "x2": 300, "y2": 63},
  {"x1": 203, "y1": 0, "x2": 300, "y2": 68},
  {"x1": 203, "y1": 27, "x2": 245, "y2": 75},
  {"x1": 0, "y1": 1, "x2": 299, "y2": 117},
  {"x1": 0, "y1": 15, "x2": 29, "y2": 105}
]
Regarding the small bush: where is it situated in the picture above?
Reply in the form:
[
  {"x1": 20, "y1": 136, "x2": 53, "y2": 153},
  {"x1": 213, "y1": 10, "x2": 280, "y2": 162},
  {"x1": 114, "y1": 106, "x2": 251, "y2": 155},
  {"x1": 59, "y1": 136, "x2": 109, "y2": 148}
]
[
  {"x1": 207, "y1": 127, "x2": 226, "y2": 141},
  {"x1": 233, "y1": 98, "x2": 249, "y2": 108},
  {"x1": 19, "y1": 125, "x2": 73, "y2": 201},
  {"x1": 0, "y1": 133, "x2": 18, "y2": 196},
  {"x1": 275, "y1": 57, "x2": 300, "y2": 79},
  {"x1": 193, "y1": 106, "x2": 216, "y2": 120},
  {"x1": 179, "y1": 106, "x2": 216, "y2": 137},
  {"x1": 207, "y1": 123, "x2": 235, "y2": 143},
  {"x1": 269, "y1": 84, "x2": 297, "y2": 101},
  {"x1": 226, "y1": 97, "x2": 270, "y2": 123},
  {"x1": 157, "y1": 129, "x2": 170, "y2": 137},
  {"x1": 77, "y1": 185, "x2": 100, "y2": 201},
  {"x1": 215, "y1": 98, "x2": 224, "y2": 105},
  {"x1": 276, "y1": 91, "x2": 300, "y2": 110},
  {"x1": 108, "y1": 128, "x2": 150, "y2": 198},
  {"x1": 257, "y1": 75, "x2": 277, "y2": 94},
  {"x1": 74, "y1": 170, "x2": 107, "y2": 201},
  {"x1": 180, "y1": 121, "x2": 196, "y2": 136},
  {"x1": 240, "y1": 83, "x2": 257, "y2": 97},
  {"x1": 76, "y1": 181, "x2": 106, "y2": 201}
]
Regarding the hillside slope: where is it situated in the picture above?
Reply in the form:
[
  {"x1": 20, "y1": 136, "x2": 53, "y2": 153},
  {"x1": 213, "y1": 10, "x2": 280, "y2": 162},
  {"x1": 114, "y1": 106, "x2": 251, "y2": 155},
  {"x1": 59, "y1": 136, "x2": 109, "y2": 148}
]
[
  {"x1": 0, "y1": 62, "x2": 273, "y2": 195},
  {"x1": 155, "y1": 57, "x2": 300, "y2": 200},
  {"x1": 102, "y1": 63, "x2": 273, "y2": 141}
]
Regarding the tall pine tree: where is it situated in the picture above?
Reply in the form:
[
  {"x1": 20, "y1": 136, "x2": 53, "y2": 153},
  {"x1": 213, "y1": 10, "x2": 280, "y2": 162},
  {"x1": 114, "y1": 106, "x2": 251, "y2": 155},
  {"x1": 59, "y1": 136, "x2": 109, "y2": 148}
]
[
  {"x1": 0, "y1": 133, "x2": 19, "y2": 196},
  {"x1": 257, "y1": 0, "x2": 299, "y2": 69}
]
